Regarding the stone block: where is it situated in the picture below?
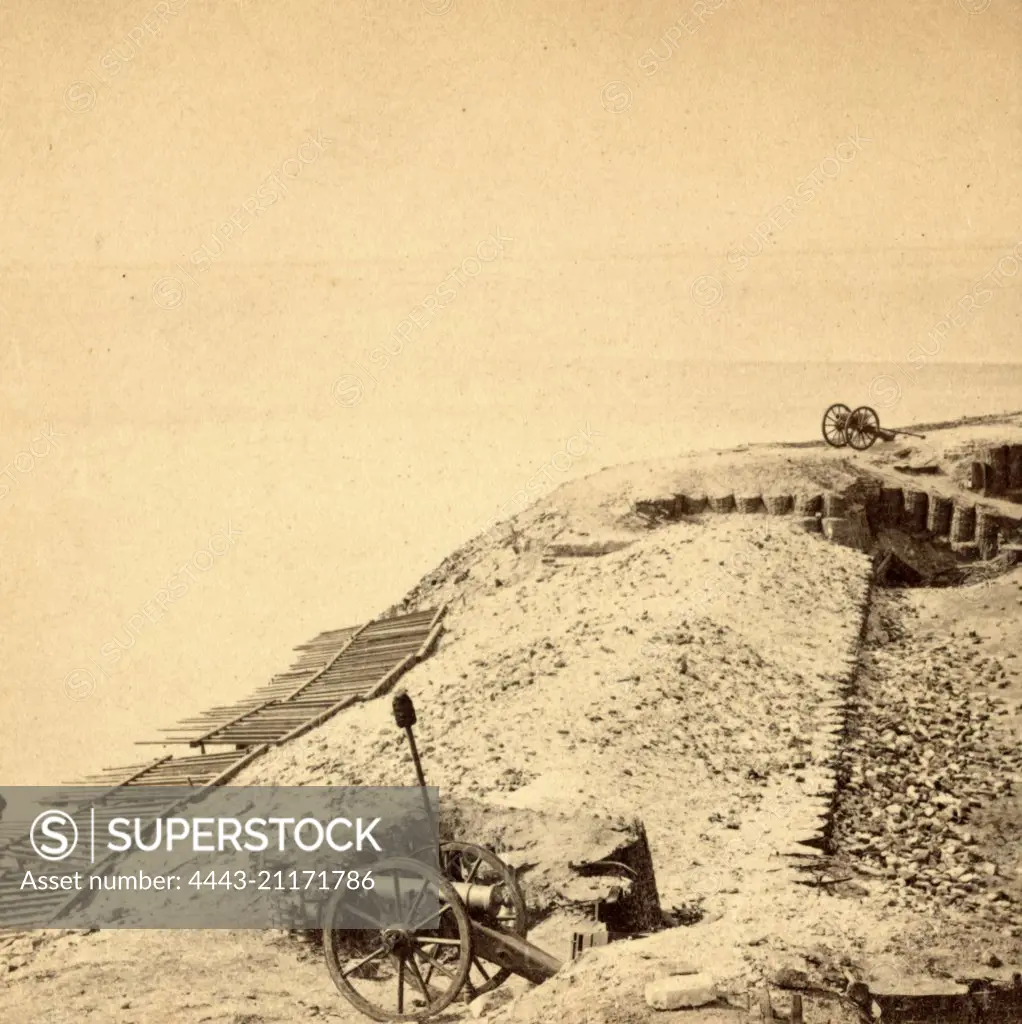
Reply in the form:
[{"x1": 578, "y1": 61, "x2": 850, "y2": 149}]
[
  {"x1": 645, "y1": 972, "x2": 718, "y2": 1010},
  {"x1": 985, "y1": 445, "x2": 1010, "y2": 495}
]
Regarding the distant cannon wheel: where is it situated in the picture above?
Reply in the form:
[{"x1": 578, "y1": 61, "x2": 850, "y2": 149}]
[
  {"x1": 846, "y1": 406, "x2": 881, "y2": 450},
  {"x1": 822, "y1": 403, "x2": 851, "y2": 447},
  {"x1": 322, "y1": 858, "x2": 472, "y2": 1022},
  {"x1": 440, "y1": 841, "x2": 527, "y2": 997}
]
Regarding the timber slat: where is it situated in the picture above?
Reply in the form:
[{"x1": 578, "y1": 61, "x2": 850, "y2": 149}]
[
  {"x1": 0, "y1": 611, "x2": 444, "y2": 927},
  {"x1": 159, "y1": 610, "x2": 442, "y2": 748}
]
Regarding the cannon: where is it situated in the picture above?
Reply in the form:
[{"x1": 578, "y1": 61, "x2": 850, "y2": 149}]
[
  {"x1": 319, "y1": 691, "x2": 564, "y2": 1021},
  {"x1": 821, "y1": 403, "x2": 926, "y2": 451}
]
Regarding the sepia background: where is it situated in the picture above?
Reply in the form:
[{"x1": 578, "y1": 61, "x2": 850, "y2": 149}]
[{"x1": 0, "y1": 0, "x2": 1020, "y2": 788}]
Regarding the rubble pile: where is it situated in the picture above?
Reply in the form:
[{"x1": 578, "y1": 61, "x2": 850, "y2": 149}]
[{"x1": 835, "y1": 597, "x2": 1022, "y2": 932}]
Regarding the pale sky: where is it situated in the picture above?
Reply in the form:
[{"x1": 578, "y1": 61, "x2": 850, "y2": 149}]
[{"x1": 0, "y1": 0, "x2": 1019, "y2": 393}]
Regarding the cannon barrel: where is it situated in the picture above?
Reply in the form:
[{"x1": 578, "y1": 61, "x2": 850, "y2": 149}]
[
  {"x1": 469, "y1": 919, "x2": 563, "y2": 985},
  {"x1": 451, "y1": 882, "x2": 505, "y2": 915},
  {"x1": 358, "y1": 874, "x2": 507, "y2": 918}
]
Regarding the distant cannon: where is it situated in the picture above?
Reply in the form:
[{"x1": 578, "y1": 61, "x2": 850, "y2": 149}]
[{"x1": 821, "y1": 404, "x2": 926, "y2": 451}]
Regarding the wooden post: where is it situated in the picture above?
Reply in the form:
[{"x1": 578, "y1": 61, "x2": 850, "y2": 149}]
[
  {"x1": 950, "y1": 503, "x2": 976, "y2": 543},
  {"x1": 1009, "y1": 446, "x2": 1022, "y2": 490},
  {"x1": 823, "y1": 492, "x2": 846, "y2": 518},
  {"x1": 926, "y1": 495, "x2": 953, "y2": 537},
  {"x1": 878, "y1": 487, "x2": 902, "y2": 524},
  {"x1": 991, "y1": 445, "x2": 1010, "y2": 495},
  {"x1": 764, "y1": 494, "x2": 794, "y2": 515},
  {"x1": 976, "y1": 506, "x2": 1000, "y2": 560},
  {"x1": 794, "y1": 494, "x2": 823, "y2": 515},
  {"x1": 736, "y1": 495, "x2": 765, "y2": 513},
  {"x1": 903, "y1": 489, "x2": 928, "y2": 532},
  {"x1": 789, "y1": 993, "x2": 803, "y2": 1024}
]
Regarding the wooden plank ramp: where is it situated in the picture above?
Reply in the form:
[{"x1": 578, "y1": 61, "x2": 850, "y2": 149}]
[
  {"x1": 0, "y1": 747, "x2": 264, "y2": 930},
  {"x1": 0, "y1": 609, "x2": 445, "y2": 930},
  {"x1": 148, "y1": 608, "x2": 444, "y2": 751}
]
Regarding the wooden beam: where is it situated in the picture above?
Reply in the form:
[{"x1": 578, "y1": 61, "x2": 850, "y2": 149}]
[
  {"x1": 49, "y1": 746, "x2": 269, "y2": 925},
  {"x1": 284, "y1": 622, "x2": 372, "y2": 701},
  {"x1": 272, "y1": 696, "x2": 360, "y2": 747},
  {"x1": 362, "y1": 651, "x2": 419, "y2": 701}
]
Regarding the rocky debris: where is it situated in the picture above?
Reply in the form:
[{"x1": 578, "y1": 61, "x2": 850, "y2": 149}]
[
  {"x1": 861, "y1": 968, "x2": 972, "y2": 997},
  {"x1": 771, "y1": 966, "x2": 810, "y2": 989},
  {"x1": 834, "y1": 593, "x2": 1022, "y2": 930}
]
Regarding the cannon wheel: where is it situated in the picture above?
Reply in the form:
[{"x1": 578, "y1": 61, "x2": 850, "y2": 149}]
[
  {"x1": 322, "y1": 858, "x2": 472, "y2": 1022},
  {"x1": 440, "y1": 841, "x2": 528, "y2": 998},
  {"x1": 822, "y1": 403, "x2": 851, "y2": 447},
  {"x1": 846, "y1": 406, "x2": 880, "y2": 450}
]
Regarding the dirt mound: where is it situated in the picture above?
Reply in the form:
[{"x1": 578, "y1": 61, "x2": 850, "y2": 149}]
[
  {"x1": 388, "y1": 419, "x2": 1022, "y2": 619},
  {"x1": 242, "y1": 517, "x2": 872, "y2": 925}
]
